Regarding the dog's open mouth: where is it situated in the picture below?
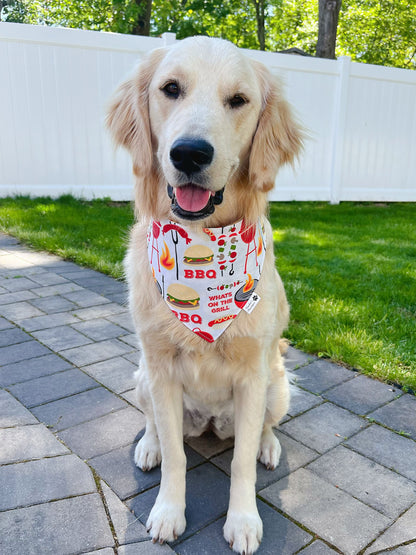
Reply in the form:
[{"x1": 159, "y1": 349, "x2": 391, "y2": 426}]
[{"x1": 168, "y1": 184, "x2": 224, "y2": 221}]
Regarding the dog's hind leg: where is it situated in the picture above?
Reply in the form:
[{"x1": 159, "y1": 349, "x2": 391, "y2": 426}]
[
  {"x1": 134, "y1": 363, "x2": 162, "y2": 471},
  {"x1": 257, "y1": 424, "x2": 281, "y2": 471},
  {"x1": 258, "y1": 349, "x2": 290, "y2": 471},
  {"x1": 134, "y1": 413, "x2": 161, "y2": 471}
]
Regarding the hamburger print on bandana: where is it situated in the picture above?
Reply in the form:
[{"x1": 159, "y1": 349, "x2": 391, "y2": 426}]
[{"x1": 147, "y1": 219, "x2": 266, "y2": 342}]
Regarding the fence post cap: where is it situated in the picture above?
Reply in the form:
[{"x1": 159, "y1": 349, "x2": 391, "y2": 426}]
[{"x1": 162, "y1": 32, "x2": 176, "y2": 46}]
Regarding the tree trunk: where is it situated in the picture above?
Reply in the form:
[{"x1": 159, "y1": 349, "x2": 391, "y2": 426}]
[
  {"x1": 316, "y1": 0, "x2": 342, "y2": 59},
  {"x1": 132, "y1": 0, "x2": 152, "y2": 36},
  {"x1": 252, "y1": 0, "x2": 266, "y2": 51}
]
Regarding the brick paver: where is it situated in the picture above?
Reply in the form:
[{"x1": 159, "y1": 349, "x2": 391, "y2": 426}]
[
  {"x1": 57, "y1": 406, "x2": 146, "y2": 459},
  {"x1": 0, "y1": 494, "x2": 114, "y2": 554},
  {"x1": 292, "y1": 357, "x2": 355, "y2": 393},
  {"x1": 82, "y1": 356, "x2": 137, "y2": 393},
  {"x1": 0, "y1": 339, "x2": 51, "y2": 364},
  {"x1": 72, "y1": 317, "x2": 129, "y2": 341},
  {"x1": 0, "y1": 316, "x2": 13, "y2": 330},
  {"x1": 31, "y1": 386, "x2": 128, "y2": 431},
  {"x1": 0, "y1": 389, "x2": 37, "y2": 426},
  {"x1": 287, "y1": 387, "x2": 323, "y2": 416},
  {"x1": 18, "y1": 310, "x2": 81, "y2": 331},
  {"x1": 0, "y1": 353, "x2": 72, "y2": 386},
  {"x1": 90, "y1": 440, "x2": 203, "y2": 500},
  {"x1": 60, "y1": 337, "x2": 133, "y2": 366},
  {"x1": 279, "y1": 402, "x2": 366, "y2": 453},
  {"x1": 368, "y1": 393, "x2": 416, "y2": 440},
  {"x1": 365, "y1": 504, "x2": 416, "y2": 553},
  {"x1": 32, "y1": 325, "x2": 93, "y2": 351},
  {"x1": 101, "y1": 481, "x2": 150, "y2": 545},
  {"x1": 323, "y1": 373, "x2": 401, "y2": 415},
  {"x1": 9, "y1": 368, "x2": 98, "y2": 407},
  {"x1": 307, "y1": 445, "x2": 416, "y2": 519},
  {"x1": 118, "y1": 542, "x2": 174, "y2": 554},
  {"x1": 346, "y1": 425, "x2": 416, "y2": 482},
  {"x1": 0, "y1": 299, "x2": 46, "y2": 320},
  {"x1": 260, "y1": 468, "x2": 390, "y2": 554},
  {"x1": 0, "y1": 423, "x2": 69, "y2": 464},
  {"x1": 0, "y1": 327, "x2": 32, "y2": 347},
  {"x1": 0, "y1": 454, "x2": 96, "y2": 511},
  {"x1": 1, "y1": 232, "x2": 415, "y2": 555}
]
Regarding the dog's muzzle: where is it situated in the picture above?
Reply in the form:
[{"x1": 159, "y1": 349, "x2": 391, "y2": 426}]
[
  {"x1": 167, "y1": 137, "x2": 224, "y2": 220},
  {"x1": 167, "y1": 185, "x2": 224, "y2": 221}
]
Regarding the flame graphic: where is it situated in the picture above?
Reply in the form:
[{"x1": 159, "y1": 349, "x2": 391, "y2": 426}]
[
  {"x1": 243, "y1": 274, "x2": 254, "y2": 293},
  {"x1": 160, "y1": 242, "x2": 175, "y2": 270},
  {"x1": 257, "y1": 234, "x2": 263, "y2": 256}
]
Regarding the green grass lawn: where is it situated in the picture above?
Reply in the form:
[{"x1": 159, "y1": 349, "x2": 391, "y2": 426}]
[
  {"x1": 0, "y1": 195, "x2": 132, "y2": 279},
  {"x1": 0, "y1": 196, "x2": 415, "y2": 393}
]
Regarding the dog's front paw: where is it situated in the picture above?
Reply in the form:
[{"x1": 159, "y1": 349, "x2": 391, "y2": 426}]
[
  {"x1": 257, "y1": 428, "x2": 281, "y2": 470},
  {"x1": 134, "y1": 433, "x2": 162, "y2": 471},
  {"x1": 146, "y1": 499, "x2": 186, "y2": 543},
  {"x1": 223, "y1": 510, "x2": 263, "y2": 554}
]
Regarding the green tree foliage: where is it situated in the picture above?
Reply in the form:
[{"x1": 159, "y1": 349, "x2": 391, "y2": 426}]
[
  {"x1": 337, "y1": 0, "x2": 416, "y2": 69},
  {"x1": 149, "y1": 0, "x2": 318, "y2": 52},
  {"x1": 150, "y1": 0, "x2": 259, "y2": 49},
  {"x1": 1, "y1": 0, "x2": 415, "y2": 69},
  {"x1": 1, "y1": 0, "x2": 144, "y2": 34},
  {"x1": 267, "y1": 0, "x2": 318, "y2": 54}
]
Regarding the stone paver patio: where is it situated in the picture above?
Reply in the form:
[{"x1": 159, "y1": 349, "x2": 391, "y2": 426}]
[{"x1": 0, "y1": 232, "x2": 415, "y2": 555}]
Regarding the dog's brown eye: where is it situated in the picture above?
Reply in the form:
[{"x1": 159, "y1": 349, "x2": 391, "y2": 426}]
[
  {"x1": 161, "y1": 81, "x2": 180, "y2": 99},
  {"x1": 229, "y1": 94, "x2": 248, "y2": 109}
]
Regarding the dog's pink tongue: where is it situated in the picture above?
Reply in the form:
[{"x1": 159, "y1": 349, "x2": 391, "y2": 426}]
[{"x1": 175, "y1": 185, "x2": 211, "y2": 212}]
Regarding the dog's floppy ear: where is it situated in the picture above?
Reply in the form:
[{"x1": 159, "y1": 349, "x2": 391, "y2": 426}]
[
  {"x1": 249, "y1": 61, "x2": 304, "y2": 192},
  {"x1": 106, "y1": 48, "x2": 165, "y2": 177}
]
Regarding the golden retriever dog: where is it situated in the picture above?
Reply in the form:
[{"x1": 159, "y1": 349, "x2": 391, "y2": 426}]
[{"x1": 107, "y1": 36, "x2": 303, "y2": 554}]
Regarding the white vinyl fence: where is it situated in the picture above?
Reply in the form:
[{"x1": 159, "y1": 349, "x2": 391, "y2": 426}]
[{"x1": 1, "y1": 22, "x2": 415, "y2": 202}]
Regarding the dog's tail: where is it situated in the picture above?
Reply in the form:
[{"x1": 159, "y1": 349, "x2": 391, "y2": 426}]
[{"x1": 278, "y1": 337, "x2": 290, "y2": 356}]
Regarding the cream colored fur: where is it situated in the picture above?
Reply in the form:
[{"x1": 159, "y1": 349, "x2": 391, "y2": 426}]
[{"x1": 107, "y1": 36, "x2": 303, "y2": 555}]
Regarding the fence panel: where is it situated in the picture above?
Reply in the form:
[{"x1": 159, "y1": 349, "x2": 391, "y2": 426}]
[
  {"x1": 340, "y1": 64, "x2": 416, "y2": 201},
  {"x1": 0, "y1": 22, "x2": 415, "y2": 202}
]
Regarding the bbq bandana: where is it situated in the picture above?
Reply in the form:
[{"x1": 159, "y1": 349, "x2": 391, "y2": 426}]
[{"x1": 147, "y1": 218, "x2": 266, "y2": 342}]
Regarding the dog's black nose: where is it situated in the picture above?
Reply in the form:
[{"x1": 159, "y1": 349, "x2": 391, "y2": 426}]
[{"x1": 170, "y1": 138, "x2": 214, "y2": 175}]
